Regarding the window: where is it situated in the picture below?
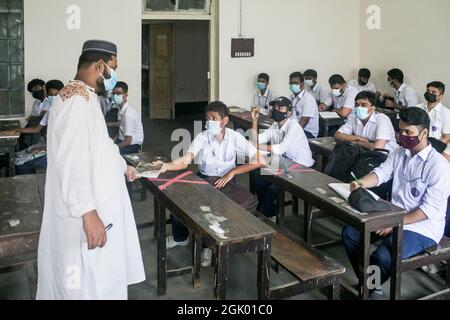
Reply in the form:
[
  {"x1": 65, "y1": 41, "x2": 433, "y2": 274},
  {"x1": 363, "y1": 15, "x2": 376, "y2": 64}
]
[
  {"x1": 0, "y1": 0, "x2": 24, "y2": 118},
  {"x1": 144, "y1": 0, "x2": 210, "y2": 13}
]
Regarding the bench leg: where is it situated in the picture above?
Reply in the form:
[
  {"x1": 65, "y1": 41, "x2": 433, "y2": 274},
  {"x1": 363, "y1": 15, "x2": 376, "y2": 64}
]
[
  {"x1": 390, "y1": 224, "x2": 403, "y2": 300},
  {"x1": 292, "y1": 196, "x2": 299, "y2": 216},
  {"x1": 257, "y1": 241, "x2": 272, "y2": 300},
  {"x1": 446, "y1": 260, "x2": 450, "y2": 289},
  {"x1": 303, "y1": 201, "x2": 313, "y2": 244},
  {"x1": 328, "y1": 279, "x2": 340, "y2": 300},
  {"x1": 358, "y1": 226, "x2": 371, "y2": 300},
  {"x1": 192, "y1": 233, "x2": 202, "y2": 289},
  {"x1": 25, "y1": 261, "x2": 37, "y2": 300},
  {"x1": 214, "y1": 245, "x2": 229, "y2": 300},
  {"x1": 153, "y1": 197, "x2": 158, "y2": 240},
  {"x1": 277, "y1": 191, "x2": 285, "y2": 225},
  {"x1": 156, "y1": 198, "x2": 167, "y2": 296}
]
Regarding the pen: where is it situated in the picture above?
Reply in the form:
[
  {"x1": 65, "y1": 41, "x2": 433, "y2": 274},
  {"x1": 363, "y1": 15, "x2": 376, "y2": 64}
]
[
  {"x1": 350, "y1": 171, "x2": 362, "y2": 188},
  {"x1": 105, "y1": 223, "x2": 113, "y2": 232}
]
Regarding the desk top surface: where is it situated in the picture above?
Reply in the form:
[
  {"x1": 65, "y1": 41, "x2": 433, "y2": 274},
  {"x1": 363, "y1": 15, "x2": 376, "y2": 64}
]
[
  {"x1": 228, "y1": 106, "x2": 274, "y2": 129},
  {"x1": 308, "y1": 137, "x2": 337, "y2": 154}
]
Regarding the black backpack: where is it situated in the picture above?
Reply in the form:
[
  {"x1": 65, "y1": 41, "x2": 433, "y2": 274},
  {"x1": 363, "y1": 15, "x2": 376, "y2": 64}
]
[
  {"x1": 352, "y1": 148, "x2": 389, "y2": 179},
  {"x1": 324, "y1": 142, "x2": 361, "y2": 183}
]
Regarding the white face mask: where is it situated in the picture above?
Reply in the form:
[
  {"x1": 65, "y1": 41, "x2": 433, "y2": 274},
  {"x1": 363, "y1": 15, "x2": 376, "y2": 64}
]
[
  {"x1": 205, "y1": 120, "x2": 222, "y2": 136},
  {"x1": 332, "y1": 88, "x2": 342, "y2": 97},
  {"x1": 305, "y1": 79, "x2": 314, "y2": 87}
]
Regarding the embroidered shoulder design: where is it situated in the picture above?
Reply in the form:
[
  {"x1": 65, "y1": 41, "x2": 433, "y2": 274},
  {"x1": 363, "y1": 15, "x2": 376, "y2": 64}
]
[{"x1": 59, "y1": 82, "x2": 90, "y2": 102}]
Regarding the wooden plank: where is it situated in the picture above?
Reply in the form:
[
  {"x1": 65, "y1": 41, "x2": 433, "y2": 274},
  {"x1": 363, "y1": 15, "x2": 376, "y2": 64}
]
[
  {"x1": 308, "y1": 137, "x2": 336, "y2": 156},
  {"x1": 228, "y1": 106, "x2": 273, "y2": 130}
]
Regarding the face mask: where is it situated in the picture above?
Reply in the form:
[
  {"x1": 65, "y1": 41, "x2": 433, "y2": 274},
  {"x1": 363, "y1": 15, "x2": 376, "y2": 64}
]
[
  {"x1": 332, "y1": 88, "x2": 343, "y2": 97},
  {"x1": 305, "y1": 79, "x2": 314, "y2": 87},
  {"x1": 424, "y1": 92, "x2": 438, "y2": 103},
  {"x1": 32, "y1": 89, "x2": 45, "y2": 101},
  {"x1": 256, "y1": 82, "x2": 266, "y2": 91},
  {"x1": 290, "y1": 84, "x2": 301, "y2": 94},
  {"x1": 205, "y1": 120, "x2": 222, "y2": 136},
  {"x1": 271, "y1": 109, "x2": 288, "y2": 122},
  {"x1": 47, "y1": 95, "x2": 56, "y2": 105},
  {"x1": 354, "y1": 106, "x2": 370, "y2": 120},
  {"x1": 399, "y1": 133, "x2": 422, "y2": 150},
  {"x1": 99, "y1": 61, "x2": 118, "y2": 92},
  {"x1": 389, "y1": 81, "x2": 395, "y2": 88},
  {"x1": 114, "y1": 94, "x2": 123, "y2": 105},
  {"x1": 359, "y1": 80, "x2": 368, "y2": 86}
]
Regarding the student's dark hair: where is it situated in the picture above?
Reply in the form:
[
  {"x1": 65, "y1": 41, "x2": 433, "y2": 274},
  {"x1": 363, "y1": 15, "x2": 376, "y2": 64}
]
[
  {"x1": 329, "y1": 74, "x2": 346, "y2": 86},
  {"x1": 45, "y1": 80, "x2": 64, "y2": 92},
  {"x1": 114, "y1": 81, "x2": 128, "y2": 93},
  {"x1": 387, "y1": 68, "x2": 404, "y2": 83},
  {"x1": 289, "y1": 72, "x2": 304, "y2": 82},
  {"x1": 258, "y1": 73, "x2": 270, "y2": 82},
  {"x1": 358, "y1": 68, "x2": 371, "y2": 79},
  {"x1": 27, "y1": 79, "x2": 45, "y2": 92},
  {"x1": 399, "y1": 107, "x2": 430, "y2": 132},
  {"x1": 77, "y1": 51, "x2": 115, "y2": 70},
  {"x1": 205, "y1": 101, "x2": 229, "y2": 119},
  {"x1": 355, "y1": 91, "x2": 377, "y2": 106},
  {"x1": 427, "y1": 81, "x2": 445, "y2": 94},
  {"x1": 304, "y1": 69, "x2": 317, "y2": 78}
]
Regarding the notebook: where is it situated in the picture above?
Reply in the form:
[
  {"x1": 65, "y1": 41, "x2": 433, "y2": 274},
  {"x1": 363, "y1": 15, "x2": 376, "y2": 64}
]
[
  {"x1": 320, "y1": 112, "x2": 341, "y2": 119},
  {"x1": 328, "y1": 183, "x2": 380, "y2": 201},
  {"x1": 134, "y1": 161, "x2": 163, "y2": 179}
]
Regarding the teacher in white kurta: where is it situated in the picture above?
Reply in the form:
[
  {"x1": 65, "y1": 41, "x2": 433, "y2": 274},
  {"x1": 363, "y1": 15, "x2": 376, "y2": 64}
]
[{"x1": 36, "y1": 40, "x2": 145, "y2": 300}]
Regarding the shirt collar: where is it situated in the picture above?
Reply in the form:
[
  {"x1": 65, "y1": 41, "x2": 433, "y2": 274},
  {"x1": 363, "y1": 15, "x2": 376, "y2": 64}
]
[
  {"x1": 119, "y1": 102, "x2": 129, "y2": 115},
  {"x1": 70, "y1": 80, "x2": 95, "y2": 92},
  {"x1": 427, "y1": 102, "x2": 443, "y2": 113},
  {"x1": 276, "y1": 118, "x2": 291, "y2": 132},
  {"x1": 291, "y1": 90, "x2": 306, "y2": 101},
  {"x1": 312, "y1": 83, "x2": 319, "y2": 92},
  {"x1": 258, "y1": 88, "x2": 269, "y2": 98},
  {"x1": 405, "y1": 143, "x2": 433, "y2": 161},
  {"x1": 357, "y1": 112, "x2": 377, "y2": 125},
  {"x1": 397, "y1": 83, "x2": 406, "y2": 93},
  {"x1": 207, "y1": 127, "x2": 229, "y2": 144}
]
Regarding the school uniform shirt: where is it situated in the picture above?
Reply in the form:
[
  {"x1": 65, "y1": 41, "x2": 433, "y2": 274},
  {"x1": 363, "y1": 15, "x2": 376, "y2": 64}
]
[
  {"x1": 188, "y1": 128, "x2": 257, "y2": 177},
  {"x1": 323, "y1": 85, "x2": 359, "y2": 111},
  {"x1": 253, "y1": 88, "x2": 275, "y2": 115},
  {"x1": 348, "y1": 79, "x2": 377, "y2": 93},
  {"x1": 337, "y1": 112, "x2": 399, "y2": 153},
  {"x1": 290, "y1": 90, "x2": 320, "y2": 137},
  {"x1": 258, "y1": 118, "x2": 314, "y2": 167},
  {"x1": 118, "y1": 102, "x2": 144, "y2": 146},
  {"x1": 414, "y1": 102, "x2": 450, "y2": 141},
  {"x1": 307, "y1": 83, "x2": 329, "y2": 104},
  {"x1": 394, "y1": 83, "x2": 418, "y2": 107},
  {"x1": 372, "y1": 144, "x2": 450, "y2": 244},
  {"x1": 31, "y1": 98, "x2": 51, "y2": 116}
]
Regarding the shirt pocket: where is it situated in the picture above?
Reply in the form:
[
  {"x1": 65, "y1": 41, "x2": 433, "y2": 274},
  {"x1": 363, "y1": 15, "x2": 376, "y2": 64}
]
[{"x1": 405, "y1": 180, "x2": 426, "y2": 202}]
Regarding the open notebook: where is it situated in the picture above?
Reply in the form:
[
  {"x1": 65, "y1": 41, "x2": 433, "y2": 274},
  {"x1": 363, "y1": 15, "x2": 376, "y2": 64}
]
[
  {"x1": 320, "y1": 112, "x2": 341, "y2": 119},
  {"x1": 134, "y1": 161, "x2": 163, "y2": 179},
  {"x1": 329, "y1": 183, "x2": 380, "y2": 201}
]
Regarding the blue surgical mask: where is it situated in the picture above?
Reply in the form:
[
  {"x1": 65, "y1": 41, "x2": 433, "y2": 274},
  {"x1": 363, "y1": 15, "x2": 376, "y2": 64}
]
[
  {"x1": 257, "y1": 82, "x2": 266, "y2": 91},
  {"x1": 47, "y1": 95, "x2": 56, "y2": 105},
  {"x1": 205, "y1": 120, "x2": 222, "y2": 136},
  {"x1": 290, "y1": 84, "x2": 301, "y2": 94},
  {"x1": 354, "y1": 106, "x2": 369, "y2": 120},
  {"x1": 100, "y1": 61, "x2": 118, "y2": 92},
  {"x1": 114, "y1": 94, "x2": 123, "y2": 105}
]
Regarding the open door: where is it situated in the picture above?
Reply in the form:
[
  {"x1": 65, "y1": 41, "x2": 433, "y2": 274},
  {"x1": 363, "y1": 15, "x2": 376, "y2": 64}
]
[{"x1": 149, "y1": 24, "x2": 174, "y2": 119}]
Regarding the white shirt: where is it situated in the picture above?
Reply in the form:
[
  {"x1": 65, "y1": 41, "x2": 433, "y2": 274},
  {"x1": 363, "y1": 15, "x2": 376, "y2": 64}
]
[
  {"x1": 414, "y1": 102, "x2": 450, "y2": 141},
  {"x1": 31, "y1": 98, "x2": 51, "y2": 116},
  {"x1": 188, "y1": 128, "x2": 257, "y2": 177},
  {"x1": 338, "y1": 112, "x2": 399, "y2": 153},
  {"x1": 307, "y1": 83, "x2": 329, "y2": 104},
  {"x1": 118, "y1": 102, "x2": 144, "y2": 145},
  {"x1": 259, "y1": 118, "x2": 314, "y2": 167},
  {"x1": 348, "y1": 79, "x2": 377, "y2": 93},
  {"x1": 290, "y1": 90, "x2": 319, "y2": 137},
  {"x1": 323, "y1": 85, "x2": 359, "y2": 111},
  {"x1": 394, "y1": 83, "x2": 418, "y2": 107},
  {"x1": 373, "y1": 145, "x2": 450, "y2": 244},
  {"x1": 253, "y1": 88, "x2": 276, "y2": 115}
]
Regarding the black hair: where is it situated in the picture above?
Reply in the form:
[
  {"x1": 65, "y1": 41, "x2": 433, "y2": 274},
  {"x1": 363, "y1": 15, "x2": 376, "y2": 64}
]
[
  {"x1": 77, "y1": 51, "x2": 115, "y2": 70},
  {"x1": 355, "y1": 91, "x2": 377, "y2": 106},
  {"x1": 358, "y1": 68, "x2": 371, "y2": 79},
  {"x1": 27, "y1": 79, "x2": 45, "y2": 92},
  {"x1": 205, "y1": 101, "x2": 229, "y2": 119},
  {"x1": 329, "y1": 74, "x2": 346, "y2": 86},
  {"x1": 45, "y1": 80, "x2": 64, "y2": 92},
  {"x1": 387, "y1": 68, "x2": 404, "y2": 83},
  {"x1": 258, "y1": 73, "x2": 269, "y2": 82},
  {"x1": 114, "y1": 81, "x2": 128, "y2": 93},
  {"x1": 304, "y1": 69, "x2": 317, "y2": 78},
  {"x1": 289, "y1": 72, "x2": 304, "y2": 83},
  {"x1": 399, "y1": 107, "x2": 430, "y2": 132},
  {"x1": 427, "y1": 81, "x2": 445, "y2": 94}
]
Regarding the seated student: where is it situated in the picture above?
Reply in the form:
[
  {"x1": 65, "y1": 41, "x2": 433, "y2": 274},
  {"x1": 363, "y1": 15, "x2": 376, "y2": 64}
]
[
  {"x1": 253, "y1": 73, "x2": 276, "y2": 116},
  {"x1": 288, "y1": 72, "x2": 319, "y2": 139},
  {"x1": 335, "y1": 91, "x2": 399, "y2": 153},
  {"x1": 249, "y1": 97, "x2": 314, "y2": 219},
  {"x1": 155, "y1": 101, "x2": 266, "y2": 266},
  {"x1": 348, "y1": 68, "x2": 377, "y2": 93},
  {"x1": 304, "y1": 69, "x2": 329, "y2": 105},
  {"x1": 319, "y1": 74, "x2": 359, "y2": 119},
  {"x1": 383, "y1": 68, "x2": 418, "y2": 110},
  {"x1": 112, "y1": 81, "x2": 144, "y2": 155},
  {"x1": 342, "y1": 107, "x2": 450, "y2": 299}
]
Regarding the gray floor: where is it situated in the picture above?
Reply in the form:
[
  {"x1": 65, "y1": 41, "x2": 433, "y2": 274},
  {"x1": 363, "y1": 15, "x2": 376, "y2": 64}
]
[{"x1": 0, "y1": 115, "x2": 447, "y2": 300}]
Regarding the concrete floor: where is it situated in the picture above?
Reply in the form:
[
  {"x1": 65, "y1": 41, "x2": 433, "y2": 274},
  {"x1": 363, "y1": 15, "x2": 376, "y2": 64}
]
[{"x1": 0, "y1": 114, "x2": 447, "y2": 300}]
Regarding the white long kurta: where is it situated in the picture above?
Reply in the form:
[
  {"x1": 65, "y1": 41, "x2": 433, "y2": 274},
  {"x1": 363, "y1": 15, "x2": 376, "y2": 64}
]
[{"x1": 36, "y1": 81, "x2": 145, "y2": 300}]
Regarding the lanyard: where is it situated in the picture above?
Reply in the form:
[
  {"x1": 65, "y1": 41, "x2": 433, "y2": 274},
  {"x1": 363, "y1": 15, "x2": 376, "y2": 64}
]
[{"x1": 401, "y1": 149, "x2": 431, "y2": 184}]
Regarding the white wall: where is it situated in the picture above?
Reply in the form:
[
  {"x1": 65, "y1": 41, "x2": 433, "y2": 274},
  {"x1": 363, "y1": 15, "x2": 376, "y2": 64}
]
[
  {"x1": 218, "y1": 0, "x2": 360, "y2": 108},
  {"x1": 23, "y1": 0, "x2": 142, "y2": 121},
  {"x1": 360, "y1": 0, "x2": 450, "y2": 106}
]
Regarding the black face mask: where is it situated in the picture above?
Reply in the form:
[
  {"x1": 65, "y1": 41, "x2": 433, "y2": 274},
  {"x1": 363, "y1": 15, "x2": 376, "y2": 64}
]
[
  {"x1": 359, "y1": 80, "x2": 368, "y2": 86},
  {"x1": 424, "y1": 92, "x2": 438, "y2": 103},
  {"x1": 32, "y1": 89, "x2": 45, "y2": 101},
  {"x1": 271, "y1": 109, "x2": 288, "y2": 122}
]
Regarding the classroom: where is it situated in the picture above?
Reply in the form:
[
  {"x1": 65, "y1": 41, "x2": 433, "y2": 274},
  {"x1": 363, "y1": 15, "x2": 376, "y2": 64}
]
[{"x1": 0, "y1": 0, "x2": 449, "y2": 304}]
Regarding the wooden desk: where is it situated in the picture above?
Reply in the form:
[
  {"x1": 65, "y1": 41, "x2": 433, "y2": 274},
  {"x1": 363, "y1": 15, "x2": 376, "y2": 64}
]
[
  {"x1": 0, "y1": 120, "x2": 21, "y2": 177},
  {"x1": 308, "y1": 137, "x2": 336, "y2": 172},
  {"x1": 228, "y1": 106, "x2": 274, "y2": 130},
  {"x1": 0, "y1": 174, "x2": 45, "y2": 258},
  {"x1": 262, "y1": 156, "x2": 405, "y2": 300},
  {"x1": 125, "y1": 152, "x2": 275, "y2": 300},
  {"x1": 319, "y1": 116, "x2": 344, "y2": 137}
]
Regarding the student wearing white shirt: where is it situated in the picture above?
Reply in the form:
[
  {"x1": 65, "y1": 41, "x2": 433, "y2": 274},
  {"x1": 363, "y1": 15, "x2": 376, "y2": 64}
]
[
  {"x1": 348, "y1": 68, "x2": 377, "y2": 93},
  {"x1": 335, "y1": 91, "x2": 399, "y2": 153},
  {"x1": 112, "y1": 82, "x2": 144, "y2": 155},
  {"x1": 304, "y1": 69, "x2": 329, "y2": 105},
  {"x1": 156, "y1": 101, "x2": 266, "y2": 266},
  {"x1": 249, "y1": 97, "x2": 314, "y2": 218},
  {"x1": 383, "y1": 68, "x2": 419, "y2": 110},
  {"x1": 289, "y1": 72, "x2": 319, "y2": 138},
  {"x1": 253, "y1": 73, "x2": 276, "y2": 115},
  {"x1": 319, "y1": 74, "x2": 359, "y2": 119},
  {"x1": 342, "y1": 107, "x2": 450, "y2": 299}
]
